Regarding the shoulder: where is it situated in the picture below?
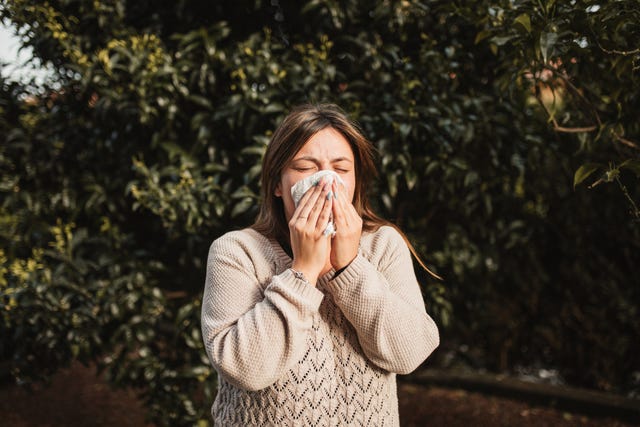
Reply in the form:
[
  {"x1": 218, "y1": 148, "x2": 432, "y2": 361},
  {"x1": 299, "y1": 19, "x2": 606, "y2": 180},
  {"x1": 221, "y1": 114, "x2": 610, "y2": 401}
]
[
  {"x1": 360, "y1": 225, "x2": 410, "y2": 262},
  {"x1": 207, "y1": 228, "x2": 285, "y2": 287},
  {"x1": 362, "y1": 224, "x2": 406, "y2": 246},
  {"x1": 211, "y1": 227, "x2": 267, "y2": 248},
  {"x1": 208, "y1": 228, "x2": 272, "y2": 262}
]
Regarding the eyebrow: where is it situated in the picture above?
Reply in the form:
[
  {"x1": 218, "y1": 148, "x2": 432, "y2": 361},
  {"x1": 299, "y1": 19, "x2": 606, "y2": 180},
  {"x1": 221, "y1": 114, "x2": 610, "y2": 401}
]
[{"x1": 293, "y1": 156, "x2": 353, "y2": 163}]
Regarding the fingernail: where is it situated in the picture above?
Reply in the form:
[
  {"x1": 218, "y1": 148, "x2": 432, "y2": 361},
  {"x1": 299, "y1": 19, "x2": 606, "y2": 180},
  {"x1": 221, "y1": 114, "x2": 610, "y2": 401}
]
[{"x1": 326, "y1": 191, "x2": 333, "y2": 200}]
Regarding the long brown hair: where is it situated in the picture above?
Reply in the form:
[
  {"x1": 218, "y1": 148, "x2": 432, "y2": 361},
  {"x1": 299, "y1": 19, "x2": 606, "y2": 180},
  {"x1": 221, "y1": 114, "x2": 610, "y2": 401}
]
[{"x1": 252, "y1": 103, "x2": 441, "y2": 279}]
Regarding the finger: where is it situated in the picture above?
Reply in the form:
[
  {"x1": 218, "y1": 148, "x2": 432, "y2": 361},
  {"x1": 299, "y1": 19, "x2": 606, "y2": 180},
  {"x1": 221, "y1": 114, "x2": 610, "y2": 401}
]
[
  {"x1": 315, "y1": 192, "x2": 333, "y2": 233},
  {"x1": 333, "y1": 179, "x2": 344, "y2": 202},
  {"x1": 293, "y1": 179, "x2": 326, "y2": 222},
  {"x1": 331, "y1": 182, "x2": 348, "y2": 227},
  {"x1": 306, "y1": 180, "x2": 332, "y2": 226}
]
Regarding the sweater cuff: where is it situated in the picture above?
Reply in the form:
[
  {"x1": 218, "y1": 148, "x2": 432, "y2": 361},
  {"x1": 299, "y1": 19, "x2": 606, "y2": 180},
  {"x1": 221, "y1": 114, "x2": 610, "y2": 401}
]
[
  {"x1": 268, "y1": 268, "x2": 325, "y2": 313},
  {"x1": 325, "y1": 253, "x2": 367, "y2": 294}
]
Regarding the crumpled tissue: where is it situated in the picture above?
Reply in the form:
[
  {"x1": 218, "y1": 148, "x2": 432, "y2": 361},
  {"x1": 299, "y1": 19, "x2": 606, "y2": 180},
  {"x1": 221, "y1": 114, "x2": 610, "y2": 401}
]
[{"x1": 290, "y1": 170, "x2": 345, "y2": 236}]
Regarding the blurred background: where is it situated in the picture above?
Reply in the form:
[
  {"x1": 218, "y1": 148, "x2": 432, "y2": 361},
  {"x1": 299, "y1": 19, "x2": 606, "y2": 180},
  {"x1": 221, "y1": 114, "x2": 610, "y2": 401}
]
[{"x1": 1, "y1": 1, "x2": 638, "y2": 426}]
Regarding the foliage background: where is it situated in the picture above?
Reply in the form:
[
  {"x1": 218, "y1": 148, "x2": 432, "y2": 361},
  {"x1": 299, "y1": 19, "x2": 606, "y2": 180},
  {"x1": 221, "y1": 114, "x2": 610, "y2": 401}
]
[{"x1": 1, "y1": 0, "x2": 639, "y2": 425}]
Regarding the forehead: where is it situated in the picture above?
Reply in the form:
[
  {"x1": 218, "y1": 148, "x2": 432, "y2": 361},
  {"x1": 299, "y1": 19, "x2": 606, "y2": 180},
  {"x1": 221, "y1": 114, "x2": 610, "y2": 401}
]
[{"x1": 293, "y1": 127, "x2": 354, "y2": 160}]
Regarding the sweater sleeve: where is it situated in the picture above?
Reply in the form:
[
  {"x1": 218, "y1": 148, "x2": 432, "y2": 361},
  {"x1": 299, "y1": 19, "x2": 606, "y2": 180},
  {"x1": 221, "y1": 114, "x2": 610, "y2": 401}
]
[
  {"x1": 201, "y1": 233, "x2": 324, "y2": 391},
  {"x1": 324, "y1": 227, "x2": 439, "y2": 374}
]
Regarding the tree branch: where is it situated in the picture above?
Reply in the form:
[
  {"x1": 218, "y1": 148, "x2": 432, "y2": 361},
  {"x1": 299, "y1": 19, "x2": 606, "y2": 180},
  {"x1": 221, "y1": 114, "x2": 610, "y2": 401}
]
[
  {"x1": 613, "y1": 133, "x2": 639, "y2": 150},
  {"x1": 553, "y1": 125, "x2": 597, "y2": 133}
]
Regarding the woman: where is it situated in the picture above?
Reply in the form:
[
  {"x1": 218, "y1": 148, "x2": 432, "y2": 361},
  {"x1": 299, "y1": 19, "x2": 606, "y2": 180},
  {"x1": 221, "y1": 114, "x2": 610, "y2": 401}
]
[{"x1": 201, "y1": 103, "x2": 439, "y2": 426}]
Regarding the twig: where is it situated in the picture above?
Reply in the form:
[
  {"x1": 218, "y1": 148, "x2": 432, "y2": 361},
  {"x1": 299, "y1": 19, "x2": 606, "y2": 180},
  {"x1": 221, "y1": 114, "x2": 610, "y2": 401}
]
[
  {"x1": 533, "y1": 73, "x2": 640, "y2": 151},
  {"x1": 594, "y1": 41, "x2": 640, "y2": 57},
  {"x1": 615, "y1": 176, "x2": 640, "y2": 221},
  {"x1": 553, "y1": 125, "x2": 597, "y2": 133},
  {"x1": 613, "y1": 133, "x2": 639, "y2": 150}
]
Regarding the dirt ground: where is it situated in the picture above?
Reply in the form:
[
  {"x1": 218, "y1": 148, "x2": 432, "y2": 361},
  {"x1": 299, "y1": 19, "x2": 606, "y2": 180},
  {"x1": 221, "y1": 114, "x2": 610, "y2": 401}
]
[{"x1": 0, "y1": 363, "x2": 636, "y2": 427}]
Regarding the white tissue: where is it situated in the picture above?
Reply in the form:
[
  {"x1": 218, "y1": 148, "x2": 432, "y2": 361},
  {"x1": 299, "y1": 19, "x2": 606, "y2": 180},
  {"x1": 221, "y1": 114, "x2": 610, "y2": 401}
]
[{"x1": 290, "y1": 170, "x2": 344, "y2": 236}]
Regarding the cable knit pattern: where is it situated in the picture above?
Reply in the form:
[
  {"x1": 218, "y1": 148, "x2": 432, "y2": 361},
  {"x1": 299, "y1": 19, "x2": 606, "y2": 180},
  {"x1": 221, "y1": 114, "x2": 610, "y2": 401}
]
[{"x1": 201, "y1": 226, "x2": 439, "y2": 426}]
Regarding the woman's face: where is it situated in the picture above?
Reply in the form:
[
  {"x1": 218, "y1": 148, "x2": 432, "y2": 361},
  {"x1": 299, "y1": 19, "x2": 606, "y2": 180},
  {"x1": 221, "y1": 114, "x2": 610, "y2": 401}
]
[{"x1": 275, "y1": 127, "x2": 356, "y2": 221}]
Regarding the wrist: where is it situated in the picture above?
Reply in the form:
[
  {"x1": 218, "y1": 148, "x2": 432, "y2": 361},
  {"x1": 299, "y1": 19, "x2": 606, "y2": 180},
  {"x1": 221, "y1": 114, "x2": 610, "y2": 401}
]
[
  {"x1": 290, "y1": 267, "x2": 315, "y2": 286},
  {"x1": 331, "y1": 253, "x2": 357, "y2": 272},
  {"x1": 332, "y1": 265, "x2": 348, "y2": 279}
]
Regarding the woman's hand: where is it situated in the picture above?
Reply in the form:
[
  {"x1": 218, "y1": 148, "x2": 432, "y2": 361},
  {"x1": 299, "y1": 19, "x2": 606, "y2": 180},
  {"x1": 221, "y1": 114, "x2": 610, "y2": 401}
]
[
  {"x1": 289, "y1": 178, "x2": 333, "y2": 284},
  {"x1": 330, "y1": 180, "x2": 362, "y2": 270}
]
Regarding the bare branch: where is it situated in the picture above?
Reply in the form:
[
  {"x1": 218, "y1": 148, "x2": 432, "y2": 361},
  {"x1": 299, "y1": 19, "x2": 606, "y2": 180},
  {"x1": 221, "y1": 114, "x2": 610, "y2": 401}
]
[
  {"x1": 613, "y1": 133, "x2": 640, "y2": 150},
  {"x1": 615, "y1": 177, "x2": 640, "y2": 222},
  {"x1": 594, "y1": 40, "x2": 640, "y2": 57},
  {"x1": 553, "y1": 125, "x2": 597, "y2": 133}
]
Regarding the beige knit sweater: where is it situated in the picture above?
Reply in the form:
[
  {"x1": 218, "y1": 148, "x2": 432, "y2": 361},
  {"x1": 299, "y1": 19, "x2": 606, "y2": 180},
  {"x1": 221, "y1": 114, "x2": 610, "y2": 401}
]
[{"x1": 201, "y1": 225, "x2": 439, "y2": 426}]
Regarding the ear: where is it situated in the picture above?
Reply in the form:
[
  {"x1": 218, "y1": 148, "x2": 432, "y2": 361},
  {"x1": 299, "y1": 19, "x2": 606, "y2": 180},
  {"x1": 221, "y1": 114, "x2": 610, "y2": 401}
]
[{"x1": 274, "y1": 181, "x2": 282, "y2": 197}]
